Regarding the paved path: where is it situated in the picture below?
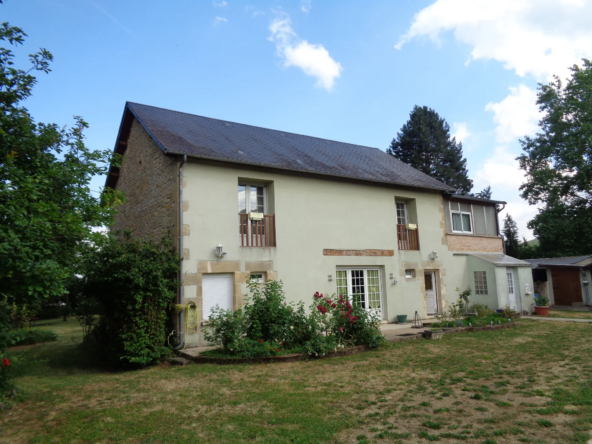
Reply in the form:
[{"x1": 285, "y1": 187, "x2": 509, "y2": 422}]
[{"x1": 522, "y1": 316, "x2": 592, "y2": 323}]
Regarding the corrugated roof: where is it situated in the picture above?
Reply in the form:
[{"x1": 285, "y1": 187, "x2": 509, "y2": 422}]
[
  {"x1": 467, "y1": 253, "x2": 533, "y2": 267},
  {"x1": 109, "y1": 102, "x2": 456, "y2": 192},
  {"x1": 523, "y1": 255, "x2": 592, "y2": 267}
]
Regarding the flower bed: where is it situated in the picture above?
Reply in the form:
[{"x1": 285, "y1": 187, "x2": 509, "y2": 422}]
[{"x1": 201, "y1": 279, "x2": 386, "y2": 360}]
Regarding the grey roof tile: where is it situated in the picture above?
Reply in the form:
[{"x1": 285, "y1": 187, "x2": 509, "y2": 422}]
[{"x1": 124, "y1": 102, "x2": 455, "y2": 192}]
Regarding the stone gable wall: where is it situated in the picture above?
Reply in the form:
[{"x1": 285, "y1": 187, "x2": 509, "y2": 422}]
[{"x1": 112, "y1": 119, "x2": 178, "y2": 241}]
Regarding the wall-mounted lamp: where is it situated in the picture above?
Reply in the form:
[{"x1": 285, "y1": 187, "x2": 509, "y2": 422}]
[
  {"x1": 429, "y1": 250, "x2": 438, "y2": 261},
  {"x1": 328, "y1": 274, "x2": 332, "y2": 282},
  {"x1": 389, "y1": 272, "x2": 397, "y2": 285},
  {"x1": 215, "y1": 243, "x2": 227, "y2": 259}
]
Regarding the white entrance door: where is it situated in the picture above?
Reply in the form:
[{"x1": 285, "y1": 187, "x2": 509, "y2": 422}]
[
  {"x1": 202, "y1": 273, "x2": 234, "y2": 320},
  {"x1": 336, "y1": 268, "x2": 383, "y2": 318},
  {"x1": 425, "y1": 271, "x2": 438, "y2": 315},
  {"x1": 507, "y1": 269, "x2": 517, "y2": 311}
]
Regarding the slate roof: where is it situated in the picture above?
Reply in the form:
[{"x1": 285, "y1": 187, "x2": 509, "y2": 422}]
[
  {"x1": 524, "y1": 255, "x2": 592, "y2": 267},
  {"x1": 467, "y1": 253, "x2": 533, "y2": 268},
  {"x1": 106, "y1": 102, "x2": 456, "y2": 192}
]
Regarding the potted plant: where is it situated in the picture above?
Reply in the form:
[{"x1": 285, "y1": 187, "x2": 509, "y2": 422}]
[
  {"x1": 534, "y1": 295, "x2": 550, "y2": 316},
  {"x1": 423, "y1": 328, "x2": 444, "y2": 340},
  {"x1": 396, "y1": 314, "x2": 408, "y2": 324}
]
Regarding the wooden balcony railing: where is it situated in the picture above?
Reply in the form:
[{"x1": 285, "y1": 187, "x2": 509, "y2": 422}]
[
  {"x1": 239, "y1": 213, "x2": 276, "y2": 247},
  {"x1": 397, "y1": 224, "x2": 420, "y2": 250}
]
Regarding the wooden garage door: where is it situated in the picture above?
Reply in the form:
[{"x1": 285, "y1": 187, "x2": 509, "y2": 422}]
[{"x1": 551, "y1": 268, "x2": 582, "y2": 305}]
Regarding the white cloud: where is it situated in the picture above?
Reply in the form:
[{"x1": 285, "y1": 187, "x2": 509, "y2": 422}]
[
  {"x1": 213, "y1": 16, "x2": 227, "y2": 25},
  {"x1": 474, "y1": 146, "x2": 525, "y2": 191},
  {"x1": 473, "y1": 145, "x2": 537, "y2": 237},
  {"x1": 395, "y1": 0, "x2": 592, "y2": 81},
  {"x1": 301, "y1": 0, "x2": 312, "y2": 13},
  {"x1": 485, "y1": 85, "x2": 541, "y2": 144},
  {"x1": 268, "y1": 12, "x2": 342, "y2": 91},
  {"x1": 451, "y1": 122, "x2": 471, "y2": 144},
  {"x1": 212, "y1": 1, "x2": 227, "y2": 7}
]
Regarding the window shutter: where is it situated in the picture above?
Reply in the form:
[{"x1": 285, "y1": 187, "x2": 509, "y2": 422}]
[{"x1": 202, "y1": 274, "x2": 234, "y2": 319}]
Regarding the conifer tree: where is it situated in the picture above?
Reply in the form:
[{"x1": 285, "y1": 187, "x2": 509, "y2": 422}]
[
  {"x1": 388, "y1": 106, "x2": 473, "y2": 194},
  {"x1": 502, "y1": 214, "x2": 520, "y2": 258}
]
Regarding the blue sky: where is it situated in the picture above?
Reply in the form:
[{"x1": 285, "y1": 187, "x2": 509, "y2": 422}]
[{"x1": 4, "y1": 0, "x2": 592, "y2": 237}]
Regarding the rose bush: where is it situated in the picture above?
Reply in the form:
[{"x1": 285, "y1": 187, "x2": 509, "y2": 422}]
[{"x1": 204, "y1": 282, "x2": 386, "y2": 359}]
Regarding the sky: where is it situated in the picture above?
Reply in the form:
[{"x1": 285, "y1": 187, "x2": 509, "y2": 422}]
[{"x1": 3, "y1": 0, "x2": 592, "y2": 239}]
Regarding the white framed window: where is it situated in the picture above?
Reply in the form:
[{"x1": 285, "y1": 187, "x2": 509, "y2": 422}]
[
  {"x1": 336, "y1": 268, "x2": 382, "y2": 317},
  {"x1": 250, "y1": 273, "x2": 265, "y2": 284},
  {"x1": 474, "y1": 271, "x2": 488, "y2": 295},
  {"x1": 238, "y1": 184, "x2": 266, "y2": 214},
  {"x1": 405, "y1": 269, "x2": 416, "y2": 279},
  {"x1": 396, "y1": 202, "x2": 408, "y2": 225},
  {"x1": 451, "y1": 210, "x2": 472, "y2": 233},
  {"x1": 506, "y1": 271, "x2": 514, "y2": 294}
]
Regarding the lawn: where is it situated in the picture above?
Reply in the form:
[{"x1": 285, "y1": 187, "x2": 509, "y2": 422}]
[
  {"x1": 548, "y1": 310, "x2": 592, "y2": 320},
  {"x1": 1, "y1": 319, "x2": 592, "y2": 443}
]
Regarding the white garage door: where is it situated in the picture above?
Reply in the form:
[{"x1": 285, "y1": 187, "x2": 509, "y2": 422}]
[{"x1": 202, "y1": 273, "x2": 234, "y2": 319}]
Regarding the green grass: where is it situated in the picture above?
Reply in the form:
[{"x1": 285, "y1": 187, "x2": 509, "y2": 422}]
[
  {"x1": 548, "y1": 310, "x2": 592, "y2": 320},
  {"x1": 1, "y1": 318, "x2": 592, "y2": 443}
]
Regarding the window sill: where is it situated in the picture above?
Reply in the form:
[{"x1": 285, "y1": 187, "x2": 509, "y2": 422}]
[{"x1": 447, "y1": 232, "x2": 499, "y2": 238}]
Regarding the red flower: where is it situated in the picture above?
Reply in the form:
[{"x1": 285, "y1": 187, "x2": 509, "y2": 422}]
[
  {"x1": 314, "y1": 292, "x2": 321, "y2": 298},
  {"x1": 259, "y1": 339, "x2": 263, "y2": 343},
  {"x1": 280, "y1": 343, "x2": 284, "y2": 346},
  {"x1": 277, "y1": 349, "x2": 281, "y2": 353},
  {"x1": 2, "y1": 358, "x2": 9, "y2": 367},
  {"x1": 331, "y1": 304, "x2": 336, "y2": 308},
  {"x1": 353, "y1": 316, "x2": 358, "y2": 320},
  {"x1": 326, "y1": 300, "x2": 332, "y2": 304}
]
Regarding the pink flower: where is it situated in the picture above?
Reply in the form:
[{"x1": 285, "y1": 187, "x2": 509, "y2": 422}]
[
  {"x1": 339, "y1": 327, "x2": 343, "y2": 332},
  {"x1": 322, "y1": 331, "x2": 326, "y2": 336}
]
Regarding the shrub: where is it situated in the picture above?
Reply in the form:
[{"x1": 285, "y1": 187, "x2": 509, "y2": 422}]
[
  {"x1": 82, "y1": 233, "x2": 180, "y2": 368},
  {"x1": 5, "y1": 329, "x2": 57, "y2": 346},
  {"x1": 203, "y1": 306, "x2": 248, "y2": 351},
  {"x1": 311, "y1": 292, "x2": 386, "y2": 349},
  {"x1": 204, "y1": 285, "x2": 385, "y2": 358},
  {"x1": 244, "y1": 278, "x2": 296, "y2": 344}
]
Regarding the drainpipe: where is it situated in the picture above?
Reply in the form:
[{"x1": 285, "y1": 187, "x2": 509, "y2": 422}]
[
  {"x1": 495, "y1": 203, "x2": 506, "y2": 254},
  {"x1": 176, "y1": 154, "x2": 187, "y2": 349}
]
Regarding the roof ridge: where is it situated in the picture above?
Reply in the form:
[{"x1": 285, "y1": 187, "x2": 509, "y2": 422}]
[{"x1": 126, "y1": 101, "x2": 387, "y2": 155}]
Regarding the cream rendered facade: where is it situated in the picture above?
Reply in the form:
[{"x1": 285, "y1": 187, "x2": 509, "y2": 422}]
[{"x1": 179, "y1": 159, "x2": 522, "y2": 346}]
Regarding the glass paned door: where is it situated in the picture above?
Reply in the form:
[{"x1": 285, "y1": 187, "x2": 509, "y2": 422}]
[
  {"x1": 336, "y1": 269, "x2": 382, "y2": 318},
  {"x1": 507, "y1": 269, "x2": 517, "y2": 311},
  {"x1": 239, "y1": 184, "x2": 266, "y2": 244}
]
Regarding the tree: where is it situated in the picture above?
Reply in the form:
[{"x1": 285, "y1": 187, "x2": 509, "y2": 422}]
[
  {"x1": 474, "y1": 186, "x2": 492, "y2": 200},
  {"x1": 388, "y1": 105, "x2": 473, "y2": 194},
  {"x1": 518, "y1": 59, "x2": 592, "y2": 256},
  {"x1": 0, "y1": 20, "x2": 121, "y2": 307},
  {"x1": 502, "y1": 214, "x2": 520, "y2": 258}
]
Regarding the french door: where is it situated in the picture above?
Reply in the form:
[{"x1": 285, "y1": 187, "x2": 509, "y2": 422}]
[{"x1": 336, "y1": 268, "x2": 383, "y2": 318}]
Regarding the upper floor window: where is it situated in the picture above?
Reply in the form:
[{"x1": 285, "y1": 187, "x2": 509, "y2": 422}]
[
  {"x1": 451, "y1": 208, "x2": 472, "y2": 233},
  {"x1": 396, "y1": 202, "x2": 408, "y2": 225},
  {"x1": 238, "y1": 185, "x2": 266, "y2": 214},
  {"x1": 238, "y1": 183, "x2": 275, "y2": 247}
]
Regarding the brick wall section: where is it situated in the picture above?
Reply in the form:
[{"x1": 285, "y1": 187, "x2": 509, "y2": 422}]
[
  {"x1": 447, "y1": 234, "x2": 503, "y2": 253},
  {"x1": 112, "y1": 119, "x2": 178, "y2": 241}
]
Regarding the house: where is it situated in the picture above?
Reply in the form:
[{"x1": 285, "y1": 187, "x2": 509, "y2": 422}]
[
  {"x1": 105, "y1": 102, "x2": 535, "y2": 346},
  {"x1": 524, "y1": 256, "x2": 592, "y2": 307}
]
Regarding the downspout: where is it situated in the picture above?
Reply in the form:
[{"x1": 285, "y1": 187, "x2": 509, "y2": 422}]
[
  {"x1": 176, "y1": 154, "x2": 187, "y2": 348},
  {"x1": 496, "y1": 203, "x2": 506, "y2": 254},
  {"x1": 583, "y1": 269, "x2": 590, "y2": 306}
]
